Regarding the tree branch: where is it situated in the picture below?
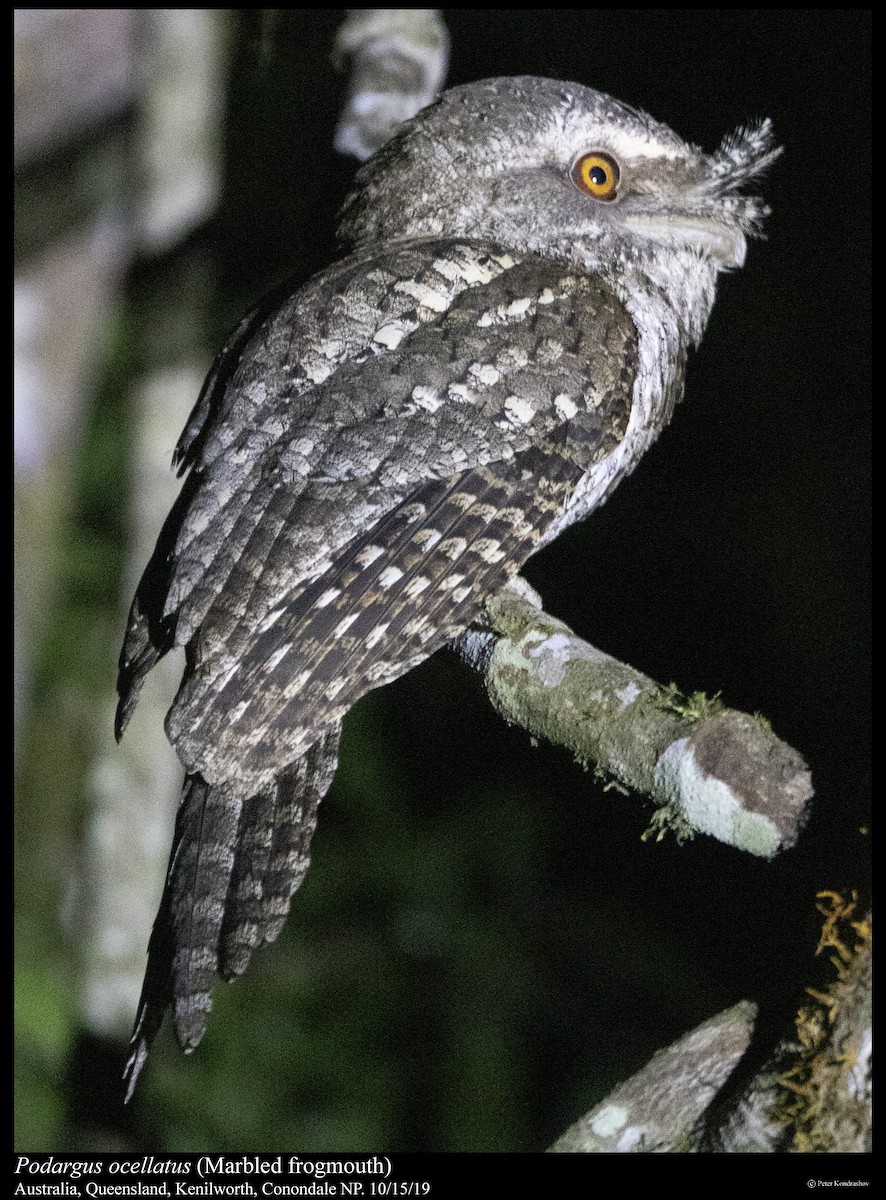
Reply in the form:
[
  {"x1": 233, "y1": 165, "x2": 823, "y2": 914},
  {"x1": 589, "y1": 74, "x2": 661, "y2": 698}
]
[
  {"x1": 332, "y1": 9, "x2": 449, "y2": 161},
  {"x1": 548, "y1": 1000, "x2": 758, "y2": 1152},
  {"x1": 457, "y1": 577, "x2": 813, "y2": 857},
  {"x1": 548, "y1": 902, "x2": 871, "y2": 1153}
]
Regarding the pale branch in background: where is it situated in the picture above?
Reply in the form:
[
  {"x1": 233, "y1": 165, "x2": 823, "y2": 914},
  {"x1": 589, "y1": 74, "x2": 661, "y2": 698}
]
[
  {"x1": 458, "y1": 577, "x2": 813, "y2": 857},
  {"x1": 549, "y1": 904, "x2": 871, "y2": 1153},
  {"x1": 333, "y1": 8, "x2": 449, "y2": 161},
  {"x1": 548, "y1": 1000, "x2": 758, "y2": 1152}
]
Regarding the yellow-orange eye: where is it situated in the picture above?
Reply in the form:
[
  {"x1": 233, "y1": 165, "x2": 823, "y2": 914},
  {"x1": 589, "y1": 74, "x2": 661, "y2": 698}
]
[{"x1": 571, "y1": 152, "x2": 621, "y2": 201}]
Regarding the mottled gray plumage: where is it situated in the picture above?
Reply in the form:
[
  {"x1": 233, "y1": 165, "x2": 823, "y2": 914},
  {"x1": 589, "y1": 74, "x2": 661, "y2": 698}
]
[{"x1": 117, "y1": 76, "x2": 778, "y2": 1097}]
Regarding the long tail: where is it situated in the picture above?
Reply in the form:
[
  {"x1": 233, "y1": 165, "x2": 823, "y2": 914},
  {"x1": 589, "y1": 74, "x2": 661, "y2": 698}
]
[{"x1": 123, "y1": 725, "x2": 341, "y2": 1101}]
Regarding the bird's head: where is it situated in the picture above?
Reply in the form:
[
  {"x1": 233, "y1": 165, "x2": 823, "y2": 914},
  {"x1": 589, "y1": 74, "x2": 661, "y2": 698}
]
[{"x1": 339, "y1": 76, "x2": 781, "y2": 275}]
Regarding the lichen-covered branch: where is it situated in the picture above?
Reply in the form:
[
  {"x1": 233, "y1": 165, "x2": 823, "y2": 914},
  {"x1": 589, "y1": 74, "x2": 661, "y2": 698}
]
[
  {"x1": 332, "y1": 9, "x2": 449, "y2": 160},
  {"x1": 457, "y1": 577, "x2": 813, "y2": 857},
  {"x1": 549, "y1": 1000, "x2": 758, "y2": 1152},
  {"x1": 548, "y1": 901, "x2": 871, "y2": 1154}
]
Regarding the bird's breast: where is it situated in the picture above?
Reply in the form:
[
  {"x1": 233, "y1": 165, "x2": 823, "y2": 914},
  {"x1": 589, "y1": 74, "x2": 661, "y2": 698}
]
[{"x1": 538, "y1": 295, "x2": 687, "y2": 548}]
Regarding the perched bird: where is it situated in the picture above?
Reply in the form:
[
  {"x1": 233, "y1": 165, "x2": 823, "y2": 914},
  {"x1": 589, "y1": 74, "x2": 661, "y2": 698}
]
[{"x1": 117, "y1": 76, "x2": 779, "y2": 1097}]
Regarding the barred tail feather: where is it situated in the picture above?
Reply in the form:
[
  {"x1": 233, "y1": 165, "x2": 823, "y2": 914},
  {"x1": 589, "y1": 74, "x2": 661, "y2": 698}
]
[
  {"x1": 219, "y1": 724, "x2": 340, "y2": 978},
  {"x1": 214, "y1": 779, "x2": 280, "y2": 981},
  {"x1": 123, "y1": 728, "x2": 339, "y2": 1100},
  {"x1": 259, "y1": 726, "x2": 340, "y2": 945},
  {"x1": 170, "y1": 777, "x2": 242, "y2": 1049}
]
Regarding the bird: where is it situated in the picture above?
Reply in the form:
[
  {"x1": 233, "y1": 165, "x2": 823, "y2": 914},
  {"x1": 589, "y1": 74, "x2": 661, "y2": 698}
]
[{"x1": 116, "y1": 75, "x2": 779, "y2": 1097}]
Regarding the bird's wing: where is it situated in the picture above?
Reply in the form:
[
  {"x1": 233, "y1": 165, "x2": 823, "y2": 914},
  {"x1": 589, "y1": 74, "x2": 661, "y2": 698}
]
[
  {"x1": 118, "y1": 242, "x2": 637, "y2": 774},
  {"x1": 167, "y1": 255, "x2": 636, "y2": 787},
  {"x1": 117, "y1": 243, "x2": 637, "y2": 755},
  {"x1": 118, "y1": 239, "x2": 519, "y2": 732}
]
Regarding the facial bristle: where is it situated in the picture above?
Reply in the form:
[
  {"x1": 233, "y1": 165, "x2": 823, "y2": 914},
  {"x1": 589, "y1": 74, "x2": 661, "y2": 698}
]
[{"x1": 712, "y1": 118, "x2": 782, "y2": 187}]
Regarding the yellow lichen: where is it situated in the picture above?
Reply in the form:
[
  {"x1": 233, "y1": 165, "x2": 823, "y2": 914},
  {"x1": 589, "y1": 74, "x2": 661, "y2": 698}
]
[{"x1": 773, "y1": 891, "x2": 871, "y2": 1151}]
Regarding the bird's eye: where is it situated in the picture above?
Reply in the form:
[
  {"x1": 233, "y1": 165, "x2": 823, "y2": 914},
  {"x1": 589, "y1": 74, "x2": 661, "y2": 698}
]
[{"x1": 571, "y1": 152, "x2": 621, "y2": 201}]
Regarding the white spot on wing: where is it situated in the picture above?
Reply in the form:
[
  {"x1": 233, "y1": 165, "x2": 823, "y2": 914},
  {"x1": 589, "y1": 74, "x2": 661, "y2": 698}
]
[
  {"x1": 315, "y1": 588, "x2": 341, "y2": 609},
  {"x1": 378, "y1": 565, "x2": 404, "y2": 587},
  {"x1": 365, "y1": 660, "x2": 398, "y2": 683},
  {"x1": 258, "y1": 606, "x2": 287, "y2": 633},
  {"x1": 373, "y1": 324, "x2": 406, "y2": 349},
  {"x1": 497, "y1": 346, "x2": 529, "y2": 369},
  {"x1": 411, "y1": 386, "x2": 442, "y2": 412},
  {"x1": 364, "y1": 622, "x2": 390, "y2": 649},
  {"x1": 217, "y1": 662, "x2": 238, "y2": 690},
  {"x1": 474, "y1": 538, "x2": 506, "y2": 563},
  {"x1": 303, "y1": 361, "x2": 334, "y2": 385},
  {"x1": 355, "y1": 544, "x2": 384, "y2": 568},
  {"x1": 431, "y1": 256, "x2": 463, "y2": 282},
  {"x1": 439, "y1": 537, "x2": 467, "y2": 560},
  {"x1": 455, "y1": 257, "x2": 496, "y2": 284},
  {"x1": 412, "y1": 528, "x2": 442, "y2": 550},
  {"x1": 468, "y1": 362, "x2": 501, "y2": 386},
  {"x1": 333, "y1": 614, "x2": 359, "y2": 639},
  {"x1": 554, "y1": 394, "x2": 578, "y2": 420},
  {"x1": 263, "y1": 643, "x2": 292, "y2": 673},
  {"x1": 284, "y1": 668, "x2": 313, "y2": 697},
  {"x1": 498, "y1": 507, "x2": 534, "y2": 536},
  {"x1": 504, "y1": 395, "x2": 535, "y2": 425},
  {"x1": 394, "y1": 279, "x2": 450, "y2": 311},
  {"x1": 447, "y1": 383, "x2": 473, "y2": 403},
  {"x1": 404, "y1": 576, "x2": 431, "y2": 597}
]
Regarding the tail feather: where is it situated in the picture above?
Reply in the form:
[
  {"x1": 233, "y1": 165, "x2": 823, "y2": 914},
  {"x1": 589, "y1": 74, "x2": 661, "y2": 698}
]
[
  {"x1": 124, "y1": 775, "x2": 213, "y2": 1101},
  {"x1": 219, "y1": 725, "x2": 340, "y2": 978},
  {"x1": 216, "y1": 780, "x2": 280, "y2": 981},
  {"x1": 169, "y1": 778, "x2": 242, "y2": 1049},
  {"x1": 123, "y1": 729, "x2": 340, "y2": 1101},
  {"x1": 260, "y1": 726, "x2": 340, "y2": 945}
]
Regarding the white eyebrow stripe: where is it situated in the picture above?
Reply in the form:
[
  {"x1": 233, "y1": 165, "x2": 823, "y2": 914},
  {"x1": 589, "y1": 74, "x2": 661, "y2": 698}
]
[{"x1": 581, "y1": 127, "x2": 684, "y2": 163}]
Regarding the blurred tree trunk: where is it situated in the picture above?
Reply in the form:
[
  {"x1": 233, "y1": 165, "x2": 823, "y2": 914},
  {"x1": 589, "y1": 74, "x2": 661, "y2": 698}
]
[{"x1": 15, "y1": 9, "x2": 227, "y2": 1151}]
